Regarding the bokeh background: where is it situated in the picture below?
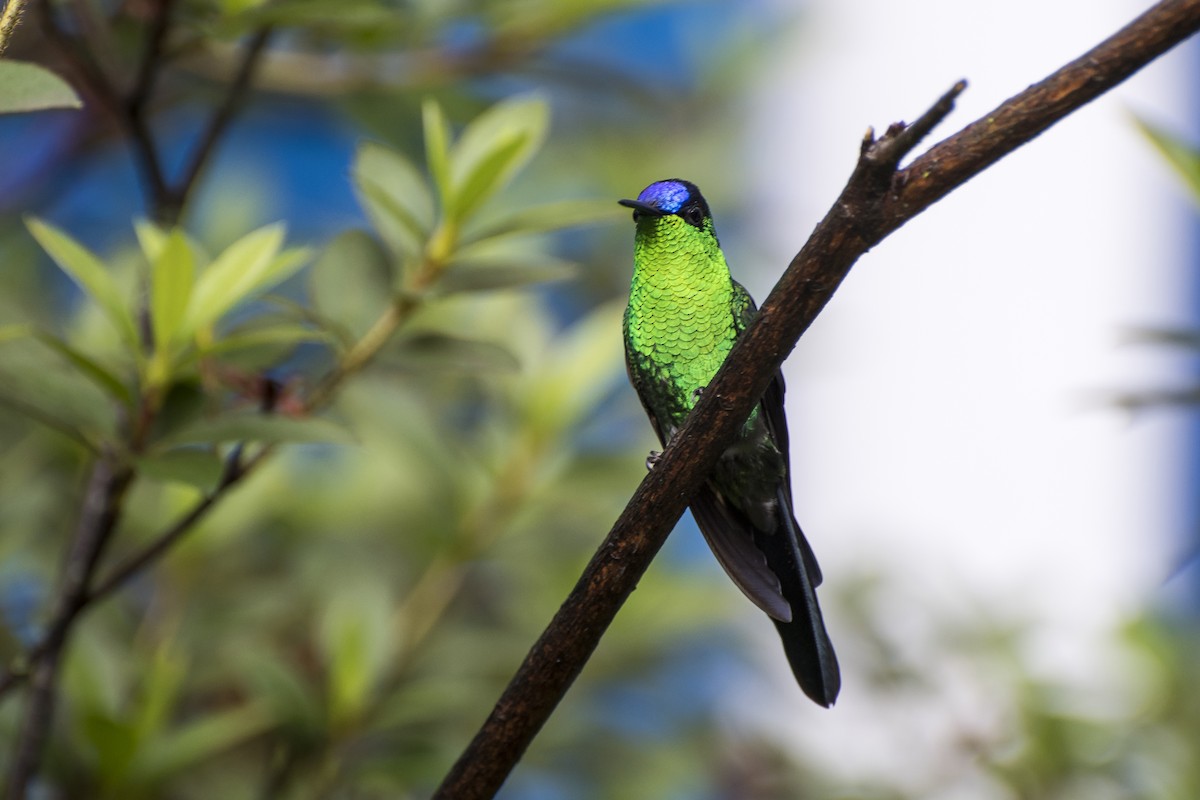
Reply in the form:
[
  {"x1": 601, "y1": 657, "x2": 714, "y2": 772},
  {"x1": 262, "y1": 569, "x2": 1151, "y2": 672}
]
[{"x1": 1, "y1": 0, "x2": 1198, "y2": 797}]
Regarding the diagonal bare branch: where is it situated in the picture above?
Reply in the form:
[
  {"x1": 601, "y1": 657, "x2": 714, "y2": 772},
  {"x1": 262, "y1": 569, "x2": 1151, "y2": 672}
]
[
  {"x1": 161, "y1": 27, "x2": 274, "y2": 223},
  {"x1": 430, "y1": 1, "x2": 1200, "y2": 797},
  {"x1": 4, "y1": 452, "x2": 134, "y2": 800}
]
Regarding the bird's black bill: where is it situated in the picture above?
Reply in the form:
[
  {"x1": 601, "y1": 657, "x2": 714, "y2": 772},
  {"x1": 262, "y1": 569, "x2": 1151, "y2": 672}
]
[{"x1": 618, "y1": 198, "x2": 665, "y2": 221}]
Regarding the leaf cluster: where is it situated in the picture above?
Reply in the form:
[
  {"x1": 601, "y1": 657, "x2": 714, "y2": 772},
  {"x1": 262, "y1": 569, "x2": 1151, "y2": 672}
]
[{"x1": 0, "y1": 82, "x2": 737, "y2": 797}]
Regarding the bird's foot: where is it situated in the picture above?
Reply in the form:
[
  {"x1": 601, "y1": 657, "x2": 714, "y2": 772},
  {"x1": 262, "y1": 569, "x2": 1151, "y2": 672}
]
[
  {"x1": 645, "y1": 450, "x2": 662, "y2": 471},
  {"x1": 692, "y1": 386, "x2": 705, "y2": 402}
]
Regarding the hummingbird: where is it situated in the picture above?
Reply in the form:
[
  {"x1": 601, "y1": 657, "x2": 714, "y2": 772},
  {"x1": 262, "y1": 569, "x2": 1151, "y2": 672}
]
[{"x1": 619, "y1": 179, "x2": 840, "y2": 707}]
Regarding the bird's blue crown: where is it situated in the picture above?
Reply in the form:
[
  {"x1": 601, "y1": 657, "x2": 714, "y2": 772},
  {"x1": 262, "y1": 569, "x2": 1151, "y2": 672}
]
[{"x1": 637, "y1": 180, "x2": 691, "y2": 214}]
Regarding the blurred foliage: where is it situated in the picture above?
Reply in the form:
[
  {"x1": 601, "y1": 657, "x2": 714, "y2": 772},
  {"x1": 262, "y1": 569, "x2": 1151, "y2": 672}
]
[
  {"x1": 0, "y1": 0, "x2": 767, "y2": 797},
  {"x1": 1117, "y1": 119, "x2": 1200, "y2": 414},
  {"x1": 1, "y1": 1, "x2": 1199, "y2": 798},
  {"x1": 1137, "y1": 117, "x2": 1200, "y2": 205}
]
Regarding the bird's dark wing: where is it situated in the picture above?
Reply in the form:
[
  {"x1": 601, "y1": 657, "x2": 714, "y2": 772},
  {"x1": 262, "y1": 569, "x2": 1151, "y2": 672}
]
[
  {"x1": 691, "y1": 479, "x2": 840, "y2": 706},
  {"x1": 689, "y1": 487, "x2": 792, "y2": 621},
  {"x1": 731, "y1": 280, "x2": 822, "y2": 586},
  {"x1": 759, "y1": 367, "x2": 823, "y2": 586},
  {"x1": 755, "y1": 487, "x2": 841, "y2": 706},
  {"x1": 729, "y1": 280, "x2": 839, "y2": 706}
]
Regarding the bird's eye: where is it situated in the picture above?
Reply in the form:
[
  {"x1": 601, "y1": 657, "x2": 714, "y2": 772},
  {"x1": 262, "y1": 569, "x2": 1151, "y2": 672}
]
[{"x1": 683, "y1": 206, "x2": 704, "y2": 226}]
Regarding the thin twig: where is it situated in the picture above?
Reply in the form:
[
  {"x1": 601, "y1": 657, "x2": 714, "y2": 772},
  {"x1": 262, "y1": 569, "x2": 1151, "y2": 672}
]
[
  {"x1": 864, "y1": 80, "x2": 967, "y2": 170},
  {"x1": 163, "y1": 27, "x2": 273, "y2": 222},
  {"x1": 34, "y1": 0, "x2": 123, "y2": 117},
  {"x1": 34, "y1": 0, "x2": 171, "y2": 210},
  {"x1": 0, "y1": 0, "x2": 27, "y2": 55},
  {"x1": 65, "y1": 0, "x2": 118, "y2": 79},
  {"x1": 87, "y1": 445, "x2": 264, "y2": 603},
  {"x1": 430, "y1": 1, "x2": 1200, "y2": 797},
  {"x1": 118, "y1": 0, "x2": 177, "y2": 215},
  {"x1": 0, "y1": 452, "x2": 270, "y2": 703},
  {"x1": 4, "y1": 452, "x2": 134, "y2": 800},
  {"x1": 128, "y1": 0, "x2": 176, "y2": 112}
]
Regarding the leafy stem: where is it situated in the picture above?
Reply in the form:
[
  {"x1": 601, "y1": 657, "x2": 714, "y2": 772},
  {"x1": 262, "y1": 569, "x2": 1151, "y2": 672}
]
[{"x1": 305, "y1": 296, "x2": 415, "y2": 411}]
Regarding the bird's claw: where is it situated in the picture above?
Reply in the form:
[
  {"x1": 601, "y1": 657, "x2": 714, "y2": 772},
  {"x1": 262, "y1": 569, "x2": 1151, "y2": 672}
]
[
  {"x1": 645, "y1": 450, "x2": 662, "y2": 471},
  {"x1": 692, "y1": 386, "x2": 705, "y2": 402}
]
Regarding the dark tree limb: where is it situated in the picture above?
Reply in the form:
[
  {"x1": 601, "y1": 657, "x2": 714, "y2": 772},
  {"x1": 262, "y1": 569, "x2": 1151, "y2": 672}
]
[
  {"x1": 34, "y1": 0, "x2": 272, "y2": 224},
  {"x1": 431, "y1": 1, "x2": 1200, "y2": 797},
  {"x1": 4, "y1": 452, "x2": 134, "y2": 800},
  {"x1": 162, "y1": 26, "x2": 274, "y2": 223},
  {"x1": 128, "y1": 0, "x2": 176, "y2": 111},
  {"x1": 86, "y1": 445, "x2": 264, "y2": 603},
  {"x1": 34, "y1": 0, "x2": 125, "y2": 123},
  {"x1": 0, "y1": 447, "x2": 266, "y2": 703},
  {"x1": 123, "y1": 0, "x2": 177, "y2": 213}
]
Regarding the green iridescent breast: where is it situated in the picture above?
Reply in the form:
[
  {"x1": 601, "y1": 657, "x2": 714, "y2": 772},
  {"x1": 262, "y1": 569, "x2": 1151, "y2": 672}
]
[{"x1": 623, "y1": 214, "x2": 745, "y2": 436}]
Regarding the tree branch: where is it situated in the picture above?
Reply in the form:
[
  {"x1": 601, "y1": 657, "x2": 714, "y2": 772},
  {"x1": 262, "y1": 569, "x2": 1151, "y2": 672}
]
[
  {"x1": 430, "y1": 1, "x2": 1200, "y2": 797},
  {"x1": 86, "y1": 445, "x2": 263, "y2": 603},
  {"x1": 161, "y1": 27, "x2": 273, "y2": 223},
  {"x1": 128, "y1": 0, "x2": 176, "y2": 112},
  {"x1": 0, "y1": 453, "x2": 254, "y2": 703},
  {"x1": 122, "y1": 0, "x2": 176, "y2": 215},
  {"x1": 33, "y1": 0, "x2": 124, "y2": 123},
  {"x1": 4, "y1": 452, "x2": 134, "y2": 800}
]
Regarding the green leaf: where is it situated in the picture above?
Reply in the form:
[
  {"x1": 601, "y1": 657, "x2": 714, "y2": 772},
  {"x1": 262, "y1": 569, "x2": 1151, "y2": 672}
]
[
  {"x1": 134, "y1": 219, "x2": 168, "y2": 262},
  {"x1": 158, "y1": 413, "x2": 354, "y2": 448},
  {"x1": 446, "y1": 95, "x2": 548, "y2": 220},
  {"x1": 0, "y1": 337, "x2": 118, "y2": 447},
  {"x1": 0, "y1": 391, "x2": 96, "y2": 450},
  {"x1": 524, "y1": 300, "x2": 626, "y2": 434},
  {"x1": 0, "y1": 60, "x2": 82, "y2": 114},
  {"x1": 33, "y1": 331, "x2": 134, "y2": 407},
  {"x1": 133, "y1": 642, "x2": 188, "y2": 745},
  {"x1": 318, "y1": 579, "x2": 394, "y2": 726},
  {"x1": 145, "y1": 381, "x2": 206, "y2": 443},
  {"x1": 83, "y1": 712, "x2": 139, "y2": 785},
  {"x1": 256, "y1": 246, "x2": 312, "y2": 293},
  {"x1": 62, "y1": 628, "x2": 126, "y2": 717},
  {"x1": 352, "y1": 142, "x2": 433, "y2": 258},
  {"x1": 136, "y1": 449, "x2": 225, "y2": 490},
  {"x1": 185, "y1": 224, "x2": 286, "y2": 336},
  {"x1": 437, "y1": 258, "x2": 577, "y2": 294},
  {"x1": 422, "y1": 98, "x2": 452, "y2": 208},
  {"x1": 1135, "y1": 116, "x2": 1200, "y2": 203},
  {"x1": 188, "y1": 322, "x2": 328, "y2": 373},
  {"x1": 202, "y1": 323, "x2": 330, "y2": 355},
  {"x1": 310, "y1": 229, "x2": 392, "y2": 341},
  {"x1": 26, "y1": 217, "x2": 139, "y2": 349},
  {"x1": 151, "y1": 230, "x2": 196, "y2": 354},
  {"x1": 129, "y1": 702, "x2": 275, "y2": 783},
  {"x1": 388, "y1": 332, "x2": 520, "y2": 373},
  {"x1": 235, "y1": 646, "x2": 324, "y2": 735},
  {"x1": 136, "y1": 220, "x2": 210, "y2": 269},
  {"x1": 451, "y1": 136, "x2": 527, "y2": 220}
]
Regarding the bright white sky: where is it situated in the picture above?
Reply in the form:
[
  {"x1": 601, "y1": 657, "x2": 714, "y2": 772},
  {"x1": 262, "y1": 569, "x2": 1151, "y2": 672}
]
[{"x1": 737, "y1": 0, "x2": 1197, "y2": 792}]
